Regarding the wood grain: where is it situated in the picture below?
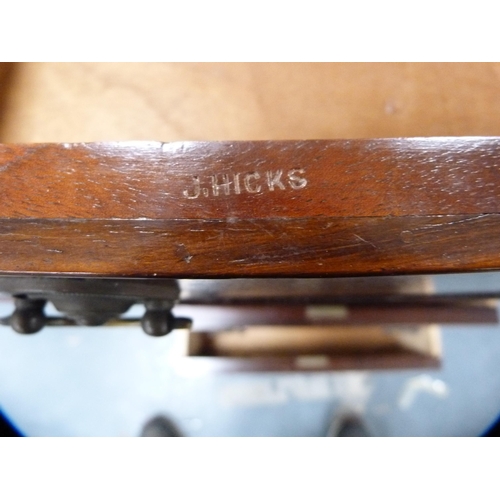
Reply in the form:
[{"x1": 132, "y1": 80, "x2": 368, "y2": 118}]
[
  {"x1": 3, "y1": 63, "x2": 500, "y2": 143},
  {"x1": 0, "y1": 63, "x2": 16, "y2": 139},
  {"x1": 0, "y1": 139, "x2": 500, "y2": 277},
  {"x1": 2, "y1": 138, "x2": 500, "y2": 219}
]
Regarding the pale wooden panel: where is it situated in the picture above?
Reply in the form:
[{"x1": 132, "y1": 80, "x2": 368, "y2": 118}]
[
  {"x1": 200, "y1": 326, "x2": 406, "y2": 357},
  {"x1": 3, "y1": 63, "x2": 500, "y2": 142},
  {"x1": 182, "y1": 325, "x2": 442, "y2": 372}
]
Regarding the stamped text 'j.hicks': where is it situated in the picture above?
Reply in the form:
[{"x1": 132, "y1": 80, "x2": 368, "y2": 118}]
[{"x1": 182, "y1": 169, "x2": 307, "y2": 199}]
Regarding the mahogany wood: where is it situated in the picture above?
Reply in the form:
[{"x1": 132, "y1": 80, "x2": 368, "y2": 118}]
[
  {"x1": 1, "y1": 138, "x2": 500, "y2": 278},
  {"x1": 174, "y1": 303, "x2": 498, "y2": 332}
]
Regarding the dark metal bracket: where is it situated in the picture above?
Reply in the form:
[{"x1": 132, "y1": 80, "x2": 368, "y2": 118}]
[{"x1": 0, "y1": 277, "x2": 192, "y2": 337}]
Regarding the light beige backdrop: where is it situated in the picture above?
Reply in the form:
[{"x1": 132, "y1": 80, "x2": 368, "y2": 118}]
[{"x1": 1, "y1": 63, "x2": 500, "y2": 143}]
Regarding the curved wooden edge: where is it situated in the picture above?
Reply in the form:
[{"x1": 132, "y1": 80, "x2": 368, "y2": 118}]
[
  {"x1": 1, "y1": 139, "x2": 500, "y2": 278},
  {"x1": 1, "y1": 138, "x2": 500, "y2": 219},
  {"x1": 0, "y1": 215, "x2": 498, "y2": 277}
]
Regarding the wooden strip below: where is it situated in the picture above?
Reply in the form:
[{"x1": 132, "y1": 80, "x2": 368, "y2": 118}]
[
  {"x1": 0, "y1": 215, "x2": 499, "y2": 277},
  {"x1": 173, "y1": 303, "x2": 498, "y2": 332},
  {"x1": 181, "y1": 325, "x2": 442, "y2": 373}
]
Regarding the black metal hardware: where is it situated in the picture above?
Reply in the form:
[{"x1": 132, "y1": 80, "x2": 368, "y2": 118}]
[{"x1": 0, "y1": 277, "x2": 191, "y2": 336}]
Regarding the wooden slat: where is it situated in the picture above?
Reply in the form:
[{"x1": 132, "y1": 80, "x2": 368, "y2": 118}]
[
  {"x1": 2, "y1": 139, "x2": 500, "y2": 218},
  {"x1": 0, "y1": 215, "x2": 500, "y2": 277},
  {"x1": 1, "y1": 139, "x2": 500, "y2": 277},
  {"x1": 173, "y1": 303, "x2": 498, "y2": 332},
  {"x1": 178, "y1": 276, "x2": 441, "y2": 304},
  {"x1": 182, "y1": 326, "x2": 442, "y2": 372}
]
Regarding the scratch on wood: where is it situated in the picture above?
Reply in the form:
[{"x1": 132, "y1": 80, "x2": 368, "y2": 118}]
[{"x1": 353, "y1": 233, "x2": 377, "y2": 249}]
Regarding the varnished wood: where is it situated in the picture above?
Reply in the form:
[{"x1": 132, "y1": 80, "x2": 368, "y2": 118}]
[
  {"x1": 2, "y1": 139, "x2": 500, "y2": 218},
  {"x1": 1, "y1": 139, "x2": 500, "y2": 278},
  {"x1": 0, "y1": 64, "x2": 16, "y2": 141},
  {"x1": 174, "y1": 303, "x2": 498, "y2": 332}
]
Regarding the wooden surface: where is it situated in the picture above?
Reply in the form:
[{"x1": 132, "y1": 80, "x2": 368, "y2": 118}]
[
  {"x1": 3, "y1": 63, "x2": 500, "y2": 142},
  {"x1": 3, "y1": 138, "x2": 500, "y2": 218},
  {"x1": 182, "y1": 325, "x2": 441, "y2": 372},
  {"x1": 0, "y1": 139, "x2": 500, "y2": 277},
  {"x1": 174, "y1": 303, "x2": 498, "y2": 332},
  {"x1": 2, "y1": 64, "x2": 500, "y2": 279}
]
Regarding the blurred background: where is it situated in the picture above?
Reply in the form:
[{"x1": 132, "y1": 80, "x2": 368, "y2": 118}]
[{"x1": 1, "y1": 62, "x2": 500, "y2": 436}]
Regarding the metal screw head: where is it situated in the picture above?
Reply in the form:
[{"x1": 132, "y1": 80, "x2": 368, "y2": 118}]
[
  {"x1": 10, "y1": 298, "x2": 47, "y2": 334},
  {"x1": 141, "y1": 309, "x2": 175, "y2": 337}
]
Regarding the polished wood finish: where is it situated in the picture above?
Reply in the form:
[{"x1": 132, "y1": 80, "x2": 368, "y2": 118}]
[
  {"x1": 1, "y1": 139, "x2": 500, "y2": 277},
  {"x1": 3, "y1": 139, "x2": 500, "y2": 219},
  {"x1": 2, "y1": 64, "x2": 500, "y2": 279},
  {"x1": 0, "y1": 63, "x2": 16, "y2": 139},
  {"x1": 0, "y1": 64, "x2": 497, "y2": 373}
]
